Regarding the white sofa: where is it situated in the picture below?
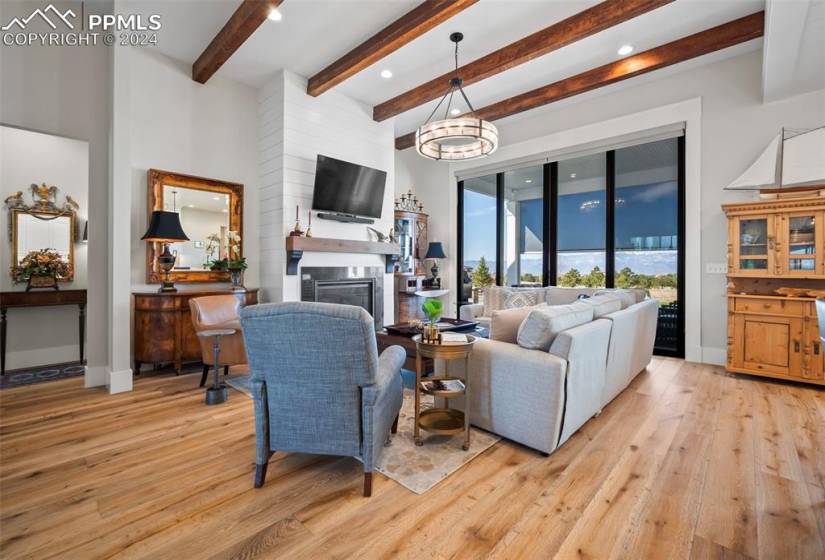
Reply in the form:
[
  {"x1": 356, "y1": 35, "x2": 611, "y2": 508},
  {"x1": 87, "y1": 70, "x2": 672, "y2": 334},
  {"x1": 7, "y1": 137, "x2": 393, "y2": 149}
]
[
  {"x1": 460, "y1": 286, "x2": 604, "y2": 327},
  {"x1": 451, "y1": 288, "x2": 658, "y2": 455}
]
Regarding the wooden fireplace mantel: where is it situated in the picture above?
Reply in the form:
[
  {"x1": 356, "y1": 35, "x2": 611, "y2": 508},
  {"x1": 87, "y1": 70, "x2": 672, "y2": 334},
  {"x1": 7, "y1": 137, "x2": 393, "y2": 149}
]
[{"x1": 285, "y1": 236, "x2": 401, "y2": 275}]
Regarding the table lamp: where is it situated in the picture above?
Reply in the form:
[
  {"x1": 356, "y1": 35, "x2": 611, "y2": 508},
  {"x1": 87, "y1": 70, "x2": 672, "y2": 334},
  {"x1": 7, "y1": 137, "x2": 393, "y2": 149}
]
[
  {"x1": 425, "y1": 242, "x2": 446, "y2": 287},
  {"x1": 141, "y1": 210, "x2": 189, "y2": 292}
]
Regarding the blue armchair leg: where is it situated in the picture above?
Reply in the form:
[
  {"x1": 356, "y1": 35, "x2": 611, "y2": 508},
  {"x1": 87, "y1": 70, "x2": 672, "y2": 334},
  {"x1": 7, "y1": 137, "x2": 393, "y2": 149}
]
[
  {"x1": 363, "y1": 472, "x2": 373, "y2": 497},
  {"x1": 391, "y1": 413, "x2": 399, "y2": 434},
  {"x1": 254, "y1": 451, "x2": 274, "y2": 489}
]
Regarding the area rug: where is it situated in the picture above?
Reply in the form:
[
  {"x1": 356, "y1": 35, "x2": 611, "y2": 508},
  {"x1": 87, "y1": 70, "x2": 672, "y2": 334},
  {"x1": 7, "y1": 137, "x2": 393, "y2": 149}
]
[
  {"x1": 225, "y1": 375, "x2": 500, "y2": 494},
  {"x1": 0, "y1": 361, "x2": 85, "y2": 389}
]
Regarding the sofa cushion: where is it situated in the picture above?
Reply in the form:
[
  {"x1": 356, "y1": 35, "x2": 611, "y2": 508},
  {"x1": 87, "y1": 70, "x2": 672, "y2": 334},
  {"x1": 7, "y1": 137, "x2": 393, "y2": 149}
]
[
  {"x1": 544, "y1": 286, "x2": 598, "y2": 305},
  {"x1": 490, "y1": 303, "x2": 546, "y2": 343},
  {"x1": 517, "y1": 302, "x2": 594, "y2": 351},
  {"x1": 579, "y1": 293, "x2": 623, "y2": 317},
  {"x1": 594, "y1": 289, "x2": 635, "y2": 309}
]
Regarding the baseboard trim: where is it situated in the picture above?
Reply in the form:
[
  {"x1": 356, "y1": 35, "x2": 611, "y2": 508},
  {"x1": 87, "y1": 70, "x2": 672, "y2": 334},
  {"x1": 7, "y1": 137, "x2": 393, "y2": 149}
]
[
  {"x1": 106, "y1": 367, "x2": 133, "y2": 394},
  {"x1": 84, "y1": 365, "x2": 107, "y2": 388}
]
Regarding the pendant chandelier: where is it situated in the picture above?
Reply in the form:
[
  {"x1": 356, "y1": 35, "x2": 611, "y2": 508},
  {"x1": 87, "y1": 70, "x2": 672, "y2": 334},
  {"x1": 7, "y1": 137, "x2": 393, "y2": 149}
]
[{"x1": 415, "y1": 33, "x2": 498, "y2": 161}]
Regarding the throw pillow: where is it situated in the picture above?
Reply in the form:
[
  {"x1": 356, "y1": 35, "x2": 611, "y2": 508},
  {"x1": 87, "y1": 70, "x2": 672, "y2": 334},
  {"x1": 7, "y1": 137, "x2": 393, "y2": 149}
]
[
  {"x1": 490, "y1": 303, "x2": 546, "y2": 343},
  {"x1": 579, "y1": 293, "x2": 622, "y2": 317},
  {"x1": 504, "y1": 290, "x2": 540, "y2": 309},
  {"x1": 516, "y1": 303, "x2": 594, "y2": 351},
  {"x1": 594, "y1": 289, "x2": 635, "y2": 309}
]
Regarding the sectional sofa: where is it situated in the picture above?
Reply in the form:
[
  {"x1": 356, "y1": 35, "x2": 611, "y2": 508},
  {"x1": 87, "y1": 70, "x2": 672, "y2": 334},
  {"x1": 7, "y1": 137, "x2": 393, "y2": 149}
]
[{"x1": 451, "y1": 286, "x2": 658, "y2": 455}]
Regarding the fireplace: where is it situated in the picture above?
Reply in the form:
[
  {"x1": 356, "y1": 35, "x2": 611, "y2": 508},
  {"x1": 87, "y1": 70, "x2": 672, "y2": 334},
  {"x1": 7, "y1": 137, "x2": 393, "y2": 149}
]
[{"x1": 300, "y1": 267, "x2": 384, "y2": 329}]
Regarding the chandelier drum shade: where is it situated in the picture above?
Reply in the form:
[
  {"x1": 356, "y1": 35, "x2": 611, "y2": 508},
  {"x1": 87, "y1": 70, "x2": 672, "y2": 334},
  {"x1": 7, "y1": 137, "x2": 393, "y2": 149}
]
[{"x1": 415, "y1": 33, "x2": 498, "y2": 162}]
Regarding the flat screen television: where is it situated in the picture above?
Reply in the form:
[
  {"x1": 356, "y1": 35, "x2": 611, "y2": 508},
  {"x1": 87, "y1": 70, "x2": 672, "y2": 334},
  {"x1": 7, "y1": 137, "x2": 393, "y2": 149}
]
[{"x1": 311, "y1": 155, "x2": 387, "y2": 219}]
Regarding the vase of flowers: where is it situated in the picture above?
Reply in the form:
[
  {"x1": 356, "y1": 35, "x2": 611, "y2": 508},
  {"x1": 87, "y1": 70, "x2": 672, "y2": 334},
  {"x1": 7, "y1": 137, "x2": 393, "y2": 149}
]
[{"x1": 13, "y1": 249, "x2": 70, "y2": 291}]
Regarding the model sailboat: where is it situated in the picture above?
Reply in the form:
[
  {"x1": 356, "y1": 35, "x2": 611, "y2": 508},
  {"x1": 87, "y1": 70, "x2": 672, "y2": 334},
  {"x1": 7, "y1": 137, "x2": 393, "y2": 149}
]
[{"x1": 724, "y1": 126, "x2": 825, "y2": 197}]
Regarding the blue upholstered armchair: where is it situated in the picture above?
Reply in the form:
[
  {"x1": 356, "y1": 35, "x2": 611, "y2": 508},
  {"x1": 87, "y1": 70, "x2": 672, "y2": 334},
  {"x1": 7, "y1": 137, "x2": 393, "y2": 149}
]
[{"x1": 240, "y1": 301, "x2": 405, "y2": 497}]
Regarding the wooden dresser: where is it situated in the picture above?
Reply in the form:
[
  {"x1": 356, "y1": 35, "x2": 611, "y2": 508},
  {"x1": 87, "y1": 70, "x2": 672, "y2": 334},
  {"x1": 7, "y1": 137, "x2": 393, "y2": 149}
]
[
  {"x1": 133, "y1": 288, "x2": 258, "y2": 374},
  {"x1": 723, "y1": 196, "x2": 824, "y2": 385}
]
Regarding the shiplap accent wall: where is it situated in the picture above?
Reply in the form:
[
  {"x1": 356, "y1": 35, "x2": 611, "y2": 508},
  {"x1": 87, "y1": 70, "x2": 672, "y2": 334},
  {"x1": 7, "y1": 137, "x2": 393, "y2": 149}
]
[{"x1": 257, "y1": 70, "x2": 396, "y2": 324}]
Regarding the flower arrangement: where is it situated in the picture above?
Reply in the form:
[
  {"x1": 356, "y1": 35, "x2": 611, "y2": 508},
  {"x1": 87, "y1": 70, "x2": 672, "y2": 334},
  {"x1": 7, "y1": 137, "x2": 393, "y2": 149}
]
[
  {"x1": 12, "y1": 249, "x2": 69, "y2": 282},
  {"x1": 208, "y1": 231, "x2": 246, "y2": 271}
]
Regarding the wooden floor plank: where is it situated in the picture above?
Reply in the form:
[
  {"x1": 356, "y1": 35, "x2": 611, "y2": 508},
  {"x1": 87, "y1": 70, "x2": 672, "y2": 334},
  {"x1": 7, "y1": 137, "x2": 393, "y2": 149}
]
[{"x1": 1, "y1": 360, "x2": 824, "y2": 559}]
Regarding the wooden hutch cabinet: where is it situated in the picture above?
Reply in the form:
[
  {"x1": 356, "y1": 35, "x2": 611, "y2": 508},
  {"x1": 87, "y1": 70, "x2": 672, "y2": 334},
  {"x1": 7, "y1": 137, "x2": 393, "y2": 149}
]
[{"x1": 723, "y1": 195, "x2": 824, "y2": 385}]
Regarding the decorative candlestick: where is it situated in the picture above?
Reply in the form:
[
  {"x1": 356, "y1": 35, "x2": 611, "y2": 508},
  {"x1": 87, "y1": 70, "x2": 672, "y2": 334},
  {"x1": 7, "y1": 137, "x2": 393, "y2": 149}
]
[
  {"x1": 305, "y1": 210, "x2": 312, "y2": 238},
  {"x1": 290, "y1": 205, "x2": 304, "y2": 237}
]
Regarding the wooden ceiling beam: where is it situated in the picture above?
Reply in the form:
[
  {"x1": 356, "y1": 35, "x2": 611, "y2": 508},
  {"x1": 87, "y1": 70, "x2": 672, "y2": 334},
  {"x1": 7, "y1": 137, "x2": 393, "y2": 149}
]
[
  {"x1": 192, "y1": 0, "x2": 284, "y2": 84},
  {"x1": 396, "y1": 11, "x2": 764, "y2": 150},
  {"x1": 374, "y1": 0, "x2": 675, "y2": 122},
  {"x1": 306, "y1": 0, "x2": 478, "y2": 97}
]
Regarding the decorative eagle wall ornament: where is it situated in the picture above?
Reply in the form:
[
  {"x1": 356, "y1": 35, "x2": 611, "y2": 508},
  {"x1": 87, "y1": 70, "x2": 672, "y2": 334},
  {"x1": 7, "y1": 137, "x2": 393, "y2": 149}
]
[{"x1": 30, "y1": 183, "x2": 59, "y2": 210}]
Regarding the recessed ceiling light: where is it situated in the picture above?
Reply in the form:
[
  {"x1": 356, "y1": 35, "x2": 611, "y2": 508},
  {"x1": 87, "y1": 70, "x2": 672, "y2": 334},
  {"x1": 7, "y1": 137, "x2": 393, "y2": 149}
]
[
  {"x1": 212, "y1": 196, "x2": 220, "y2": 200},
  {"x1": 267, "y1": 8, "x2": 282, "y2": 21},
  {"x1": 222, "y1": 208, "x2": 228, "y2": 213},
  {"x1": 524, "y1": 179, "x2": 532, "y2": 183},
  {"x1": 570, "y1": 173, "x2": 577, "y2": 179},
  {"x1": 617, "y1": 44, "x2": 633, "y2": 56},
  {"x1": 450, "y1": 108, "x2": 461, "y2": 116},
  {"x1": 380, "y1": 69, "x2": 393, "y2": 79},
  {"x1": 187, "y1": 204, "x2": 195, "y2": 208}
]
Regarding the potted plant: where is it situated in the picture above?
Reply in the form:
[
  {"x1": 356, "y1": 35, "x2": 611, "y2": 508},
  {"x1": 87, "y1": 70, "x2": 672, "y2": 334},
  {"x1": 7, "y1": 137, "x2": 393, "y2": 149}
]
[{"x1": 12, "y1": 248, "x2": 70, "y2": 291}]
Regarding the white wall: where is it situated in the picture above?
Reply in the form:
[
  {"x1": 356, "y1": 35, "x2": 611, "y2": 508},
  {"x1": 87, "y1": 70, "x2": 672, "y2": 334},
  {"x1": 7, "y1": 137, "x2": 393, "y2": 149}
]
[
  {"x1": 128, "y1": 48, "x2": 259, "y2": 291},
  {"x1": 0, "y1": 127, "x2": 89, "y2": 369},
  {"x1": 397, "y1": 49, "x2": 825, "y2": 363},
  {"x1": 258, "y1": 70, "x2": 396, "y2": 325},
  {"x1": 0, "y1": 0, "x2": 111, "y2": 378}
]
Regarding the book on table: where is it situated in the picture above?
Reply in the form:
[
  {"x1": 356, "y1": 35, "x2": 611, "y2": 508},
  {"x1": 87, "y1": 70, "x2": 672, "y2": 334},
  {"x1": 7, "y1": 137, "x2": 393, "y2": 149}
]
[
  {"x1": 440, "y1": 333, "x2": 467, "y2": 345},
  {"x1": 421, "y1": 379, "x2": 465, "y2": 394}
]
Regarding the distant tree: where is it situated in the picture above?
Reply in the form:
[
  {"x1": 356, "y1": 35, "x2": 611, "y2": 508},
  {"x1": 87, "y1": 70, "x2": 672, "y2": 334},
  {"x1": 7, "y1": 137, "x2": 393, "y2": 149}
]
[
  {"x1": 471, "y1": 256, "x2": 494, "y2": 289},
  {"x1": 520, "y1": 272, "x2": 540, "y2": 284},
  {"x1": 615, "y1": 266, "x2": 637, "y2": 288},
  {"x1": 558, "y1": 268, "x2": 582, "y2": 287},
  {"x1": 583, "y1": 266, "x2": 605, "y2": 288}
]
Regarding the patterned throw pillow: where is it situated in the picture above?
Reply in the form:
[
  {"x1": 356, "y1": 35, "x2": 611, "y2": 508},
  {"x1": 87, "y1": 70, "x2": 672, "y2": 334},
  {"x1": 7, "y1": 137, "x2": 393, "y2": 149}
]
[{"x1": 504, "y1": 290, "x2": 540, "y2": 309}]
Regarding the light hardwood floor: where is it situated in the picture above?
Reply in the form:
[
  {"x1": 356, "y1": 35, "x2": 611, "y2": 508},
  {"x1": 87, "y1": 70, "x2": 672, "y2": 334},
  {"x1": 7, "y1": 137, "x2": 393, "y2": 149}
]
[{"x1": 1, "y1": 358, "x2": 824, "y2": 559}]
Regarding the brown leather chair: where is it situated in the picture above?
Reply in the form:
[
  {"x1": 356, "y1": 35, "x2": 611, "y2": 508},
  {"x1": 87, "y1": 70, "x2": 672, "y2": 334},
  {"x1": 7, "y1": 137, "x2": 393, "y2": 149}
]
[{"x1": 189, "y1": 295, "x2": 249, "y2": 386}]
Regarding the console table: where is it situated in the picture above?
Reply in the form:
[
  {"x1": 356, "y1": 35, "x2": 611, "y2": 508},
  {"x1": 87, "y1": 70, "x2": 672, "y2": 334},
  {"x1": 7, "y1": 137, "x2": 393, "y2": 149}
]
[
  {"x1": 133, "y1": 288, "x2": 258, "y2": 374},
  {"x1": 0, "y1": 289, "x2": 87, "y2": 375}
]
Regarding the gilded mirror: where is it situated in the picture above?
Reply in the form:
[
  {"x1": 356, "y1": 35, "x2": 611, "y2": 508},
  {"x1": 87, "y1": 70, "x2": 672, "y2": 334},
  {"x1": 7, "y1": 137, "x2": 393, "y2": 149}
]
[{"x1": 146, "y1": 169, "x2": 243, "y2": 284}]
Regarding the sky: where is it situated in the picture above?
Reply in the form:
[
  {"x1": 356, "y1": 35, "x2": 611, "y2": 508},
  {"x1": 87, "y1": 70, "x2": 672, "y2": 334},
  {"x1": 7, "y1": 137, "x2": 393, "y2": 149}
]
[{"x1": 463, "y1": 180, "x2": 679, "y2": 275}]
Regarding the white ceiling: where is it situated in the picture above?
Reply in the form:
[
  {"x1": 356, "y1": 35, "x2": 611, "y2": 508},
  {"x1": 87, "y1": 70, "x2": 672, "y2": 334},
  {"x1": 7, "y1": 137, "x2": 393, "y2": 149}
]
[{"x1": 133, "y1": 0, "x2": 773, "y2": 136}]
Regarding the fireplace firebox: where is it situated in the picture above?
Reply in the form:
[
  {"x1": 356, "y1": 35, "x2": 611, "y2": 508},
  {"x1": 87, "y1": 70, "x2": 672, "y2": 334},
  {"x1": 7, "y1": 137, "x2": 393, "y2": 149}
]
[{"x1": 300, "y1": 267, "x2": 384, "y2": 330}]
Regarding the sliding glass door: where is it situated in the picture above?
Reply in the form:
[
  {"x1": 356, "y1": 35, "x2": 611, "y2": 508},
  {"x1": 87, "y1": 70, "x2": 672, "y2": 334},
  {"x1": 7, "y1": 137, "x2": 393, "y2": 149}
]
[
  {"x1": 502, "y1": 166, "x2": 544, "y2": 286},
  {"x1": 457, "y1": 134, "x2": 685, "y2": 357},
  {"x1": 557, "y1": 153, "x2": 607, "y2": 288},
  {"x1": 460, "y1": 174, "x2": 498, "y2": 304},
  {"x1": 614, "y1": 138, "x2": 682, "y2": 354}
]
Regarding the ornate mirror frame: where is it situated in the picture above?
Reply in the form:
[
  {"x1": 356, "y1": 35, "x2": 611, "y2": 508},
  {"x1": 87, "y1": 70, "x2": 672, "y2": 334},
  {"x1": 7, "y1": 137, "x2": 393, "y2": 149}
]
[
  {"x1": 10, "y1": 207, "x2": 76, "y2": 282},
  {"x1": 146, "y1": 169, "x2": 243, "y2": 284}
]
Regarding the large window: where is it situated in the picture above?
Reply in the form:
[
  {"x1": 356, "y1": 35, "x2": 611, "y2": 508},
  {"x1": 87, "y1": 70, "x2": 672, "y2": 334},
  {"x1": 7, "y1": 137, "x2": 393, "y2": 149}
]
[
  {"x1": 503, "y1": 166, "x2": 544, "y2": 286},
  {"x1": 557, "y1": 153, "x2": 606, "y2": 288},
  {"x1": 461, "y1": 175, "x2": 497, "y2": 303},
  {"x1": 457, "y1": 134, "x2": 685, "y2": 357}
]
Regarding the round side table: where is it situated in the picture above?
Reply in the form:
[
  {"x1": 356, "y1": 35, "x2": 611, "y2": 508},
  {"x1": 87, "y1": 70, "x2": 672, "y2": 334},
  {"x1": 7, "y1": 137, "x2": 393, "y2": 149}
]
[
  {"x1": 412, "y1": 334, "x2": 476, "y2": 450},
  {"x1": 197, "y1": 328, "x2": 235, "y2": 405}
]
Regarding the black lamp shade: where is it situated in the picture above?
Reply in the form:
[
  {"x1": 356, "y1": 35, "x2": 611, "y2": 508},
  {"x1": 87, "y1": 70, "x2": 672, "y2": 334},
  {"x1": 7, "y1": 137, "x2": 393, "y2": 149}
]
[
  {"x1": 141, "y1": 211, "x2": 189, "y2": 242},
  {"x1": 425, "y1": 242, "x2": 446, "y2": 259}
]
